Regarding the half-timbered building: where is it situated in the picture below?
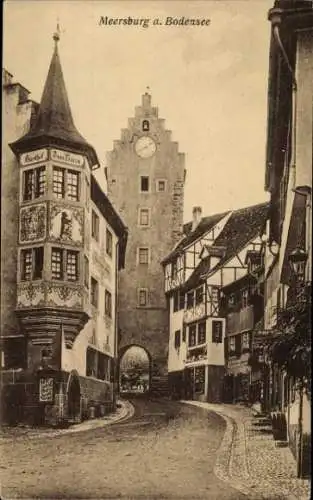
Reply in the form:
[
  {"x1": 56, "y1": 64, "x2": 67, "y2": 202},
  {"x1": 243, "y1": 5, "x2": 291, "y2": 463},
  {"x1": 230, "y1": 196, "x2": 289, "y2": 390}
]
[{"x1": 163, "y1": 203, "x2": 268, "y2": 403}]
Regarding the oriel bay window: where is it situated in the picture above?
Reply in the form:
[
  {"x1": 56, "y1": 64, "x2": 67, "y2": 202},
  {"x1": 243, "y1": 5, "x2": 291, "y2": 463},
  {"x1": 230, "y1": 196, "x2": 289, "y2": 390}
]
[
  {"x1": 52, "y1": 167, "x2": 80, "y2": 201},
  {"x1": 198, "y1": 321, "x2": 206, "y2": 344},
  {"x1": 51, "y1": 248, "x2": 79, "y2": 281},
  {"x1": 21, "y1": 247, "x2": 44, "y2": 280},
  {"x1": 188, "y1": 324, "x2": 197, "y2": 347},
  {"x1": 23, "y1": 166, "x2": 46, "y2": 201}
]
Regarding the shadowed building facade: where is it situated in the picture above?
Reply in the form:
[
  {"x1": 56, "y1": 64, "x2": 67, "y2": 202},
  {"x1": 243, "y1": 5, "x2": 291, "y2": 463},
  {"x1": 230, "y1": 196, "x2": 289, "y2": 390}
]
[{"x1": 106, "y1": 93, "x2": 185, "y2": 392}]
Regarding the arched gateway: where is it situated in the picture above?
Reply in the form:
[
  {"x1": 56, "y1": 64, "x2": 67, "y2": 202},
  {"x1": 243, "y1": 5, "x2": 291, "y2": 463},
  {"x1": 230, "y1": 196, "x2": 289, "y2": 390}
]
[{"x1": 119, "y1": 345, "x2": 151, "y2": 394}]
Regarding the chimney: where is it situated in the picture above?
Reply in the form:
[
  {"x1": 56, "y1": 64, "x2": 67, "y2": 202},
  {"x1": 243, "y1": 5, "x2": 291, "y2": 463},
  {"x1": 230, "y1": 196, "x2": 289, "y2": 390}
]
[{"x1": 192, "y1": 206, "x2": 202, "y2": 231}]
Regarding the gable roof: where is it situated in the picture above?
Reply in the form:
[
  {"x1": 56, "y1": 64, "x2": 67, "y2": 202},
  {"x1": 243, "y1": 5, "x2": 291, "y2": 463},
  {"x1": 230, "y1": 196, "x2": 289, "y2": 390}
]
[
  {"x1": 162, "y1": 211, "x2": 229, "y2": 264},
  {"x1": 10, "y1": 36, "x2": 99, "y2": 167},
  {"x1": 182, "y1": 202, "x2": 269, "y2": 291}
]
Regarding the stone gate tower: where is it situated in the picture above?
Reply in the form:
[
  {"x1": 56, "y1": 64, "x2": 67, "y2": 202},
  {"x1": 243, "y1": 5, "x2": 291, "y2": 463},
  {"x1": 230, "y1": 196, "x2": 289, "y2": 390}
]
[{"x1": 106, "y1": 92, "x2": 185, "y2": 384}]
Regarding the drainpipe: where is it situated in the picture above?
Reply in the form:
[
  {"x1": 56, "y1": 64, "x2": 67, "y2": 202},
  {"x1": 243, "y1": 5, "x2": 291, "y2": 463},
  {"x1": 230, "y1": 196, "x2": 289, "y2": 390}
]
[
  {"x1": 297, "y1": 381, "x2": 304, "y2": 478},
  {"x1": 113, "y1": 240, "x2": 119, "y2": 409}
]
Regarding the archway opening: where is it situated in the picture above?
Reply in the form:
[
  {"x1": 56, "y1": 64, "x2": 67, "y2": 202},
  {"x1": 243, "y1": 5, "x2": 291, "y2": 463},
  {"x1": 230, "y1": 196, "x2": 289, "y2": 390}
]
[
  {"x1": 67, "y1": 373, "x2": 81, "y2": 422},
  {"x1": 120, "y1": 346, "x2": 150, "y2": 394}
]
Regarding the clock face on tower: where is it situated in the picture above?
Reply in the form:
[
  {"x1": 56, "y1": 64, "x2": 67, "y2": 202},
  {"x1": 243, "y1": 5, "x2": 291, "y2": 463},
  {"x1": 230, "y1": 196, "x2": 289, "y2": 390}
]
[{"x1": 135, "y1": 136, "x2": 156, "y2": 158}]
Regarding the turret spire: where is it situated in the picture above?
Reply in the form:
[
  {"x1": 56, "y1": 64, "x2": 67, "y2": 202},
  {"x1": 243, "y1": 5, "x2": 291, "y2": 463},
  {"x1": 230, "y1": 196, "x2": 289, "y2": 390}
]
[{"x1": 10, "y1": 25, "x2": 99, "y2": 167}]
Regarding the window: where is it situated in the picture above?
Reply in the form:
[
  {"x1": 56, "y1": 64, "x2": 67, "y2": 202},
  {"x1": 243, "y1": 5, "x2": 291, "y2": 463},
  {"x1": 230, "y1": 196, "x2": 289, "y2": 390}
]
[
  {"x1": 2, "y1": 338, "x2": 26, "y2": 370},
  {"x1": 138, "y1": 247, "x2": 149, "y2": 265},
  {"x1": 138, "y1": 289, "x2": 148, "y2": 307},
  {"x1": 235, "y1": 335, "x2": 242, "y2": 356},
  {"x1": 195, "y1": 286, "x2": 204, "y2": 305},
  {"x1": 105, "y1": 290, "x2": 112, "y2": 318},
  {"x1": 91, "y1": 210, "x2": 99, "y2": 241},
  {"x1": 86, "y1": 347, "x2": 97, "y2": 377},
  {"x1": 51, "y1": 248, "x2": 63, "y2": 280},
  {"x1": 179, "y1": 291, "x2": 185, "y2": 310},
  {"x1": 67, "y1": 170, "x2": 79, "y2": 201},
  {"x1": 106, "y1": 228, "x2": 113, "y2": 257},
  {"x1": 182, "y1": 325, "x2": 186, "y2": 343},
  {"x1": 84, "y1": 256, "x2": 89, "y2": 288},
  {"x1": 139, "y1": 208, "x2": 150, "y2": 226},
  {"x1": 242, "y1": 332, "x2": 250, "y2": 351},
  {"x1": 140, "y1": 176, "x2": 149, "y2": 192},
  {"x1": 187, "y1": 291, "x2": 194, "y2": 309},
  {"x1": 142, "y1": 120, "x2": 150, "y2": 131},
  {"x1": 66, "y1": 251, "x2": 79, "y2": 281},
  {"x1": 171, "y1": 260, "x2": 178, "y2": 280},
  {"x1": 173, "y1": 291, "x2": 179, "y2": 312},
  {"x1": 23, "y1": 166, "x2": 46, "y2": 201},
  {"x1": 241, "y1": 289, "x2": 249, "y2": 308},
  {"x1": 21, "y1": 247, "x2": 44, "y2": 281},
  {"x1": 228, "y1": 294, "x2": 235, "y2": 308},
  {"x1": 91, "y1": 277, "x2": 99, "y2": 307},
  {"x1": 174, "y1": 330, "x2": 181, "y2": 349},
  {"x1": 53, "y1": 167, "x2": 65, "y2": 198},
  {"x1": 157, "y1": 180, "x2": 166, "y2": 192},
  {"x1": 212, "y1": 320, "x2": 223, "y2": 343},
  {"x1": 198, "y1": 322, "x2": 206, "y2": 344},
  {"x1": 229, "y1": 336, "x2": 236, "y2": 353},
  {"x1": 188, "y1": 324, "x2": 197, "y2": 347}
]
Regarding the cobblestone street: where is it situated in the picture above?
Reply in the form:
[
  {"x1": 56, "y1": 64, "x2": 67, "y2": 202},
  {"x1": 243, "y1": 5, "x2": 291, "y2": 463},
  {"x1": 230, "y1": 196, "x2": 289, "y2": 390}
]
[{"x1": 0, "y1": 398, "x2": 245, "y2": 499}]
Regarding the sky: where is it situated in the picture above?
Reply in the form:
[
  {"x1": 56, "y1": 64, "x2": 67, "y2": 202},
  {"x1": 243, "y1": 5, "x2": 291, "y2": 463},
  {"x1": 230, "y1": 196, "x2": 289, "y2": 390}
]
[{"x1": 3, "y1": 0, "x2": 272, "y2": 222}]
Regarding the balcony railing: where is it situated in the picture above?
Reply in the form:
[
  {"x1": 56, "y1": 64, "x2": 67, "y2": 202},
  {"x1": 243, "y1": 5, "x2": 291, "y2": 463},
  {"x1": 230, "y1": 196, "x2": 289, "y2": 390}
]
[{"x1": 226, "y1": 305, "x2": 254, "y2": 335}]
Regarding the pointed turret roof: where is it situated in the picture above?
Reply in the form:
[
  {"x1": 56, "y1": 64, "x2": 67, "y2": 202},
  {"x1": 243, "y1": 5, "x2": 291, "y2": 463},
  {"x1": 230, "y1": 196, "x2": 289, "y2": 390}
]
[{"x1": 10, "y1": 29, "x2": 99, "y2": 167}]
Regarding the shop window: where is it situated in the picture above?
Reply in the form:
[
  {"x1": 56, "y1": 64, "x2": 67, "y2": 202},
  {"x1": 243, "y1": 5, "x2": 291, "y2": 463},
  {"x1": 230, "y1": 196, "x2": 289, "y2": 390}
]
[
  {"x1": 106, "y1": 228, "x2": 113, "y2": 257},
  {"x1": 23, "y1": 166, "x2": 46, "y2": 201},
  {"x1": 21, "y1": 247, "x2": 44, "y2": 281},
  {"x1": 195, "y1": 286, "x2": 204, "y2": 305},
  {"x1": 67, "y1": 170, "x2": 79, "y2": 201},
  {"x1": 187, "y1": 291, "x2": 194, "y2": 309},
  {"x1": 174, "y1": 330, "x2": 181, "y2": 349},
  {"x1": 212, "y1": 320, "x2": 223, "y2": 343},
  {"x1": 97, "y1": 352, "x2": 110, "y2": 381},
  {"x1": 198, "y1": 322, "x2": 206, "y2": 344},
  {"x1": 194, "y1": 366, "x2": 205, "y2": 393},
  {"x1": 138, "y1": 247, "x2": 149, "y2": 265},
  {"x1": 138, "y1": 288, "x2": 148, "y2": 307},
  {"x1": 91, "y1": 210, "x2": 99, "y2": 241},
  {"x1": 188, "y1": 324, "x2": 197, "y2": 347},
  {"x1": 52, "y1": 167, "x2": 65, "y2": 199},
  {"x1": 140, "y1": 176, "x2": 149, "y2": 192},
  {"x1": 91, "y1": 277, "x2": 99, "y2": 307},
  {"x1": 105, "y1": 289, "x2": 112, "y2": 318}
]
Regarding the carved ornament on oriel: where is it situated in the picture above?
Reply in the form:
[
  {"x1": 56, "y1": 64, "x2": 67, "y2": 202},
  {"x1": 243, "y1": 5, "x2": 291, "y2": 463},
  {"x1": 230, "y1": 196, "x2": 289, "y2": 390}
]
[
  {"x1": 17, "y1": 282, "x2": 46, "y2": 308},
  {"x1": 49, "y1": 204, "x2": 83, "y2": 245},
  {"x1": 46, "y1": 283, "x2": 83, "y2": 309},
  {"x1": 184, "y1": 302, "x2": 206, "y2": 324},
  {"x1": 20, "y1": 204, "x2": 46, "y2": 243}
]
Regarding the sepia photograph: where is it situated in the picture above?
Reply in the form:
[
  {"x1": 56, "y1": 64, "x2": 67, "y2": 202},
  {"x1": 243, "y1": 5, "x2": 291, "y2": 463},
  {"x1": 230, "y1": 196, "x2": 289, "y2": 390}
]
[{"x1": 1, "y1": 0, "x2": 312, "y2": 499}]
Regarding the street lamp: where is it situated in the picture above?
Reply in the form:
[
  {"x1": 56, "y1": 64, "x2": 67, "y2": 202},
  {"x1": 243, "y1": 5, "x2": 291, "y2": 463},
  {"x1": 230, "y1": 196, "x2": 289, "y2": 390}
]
[{"x1": 288, "y1": 246, "x2": 308, "y2": 280}]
